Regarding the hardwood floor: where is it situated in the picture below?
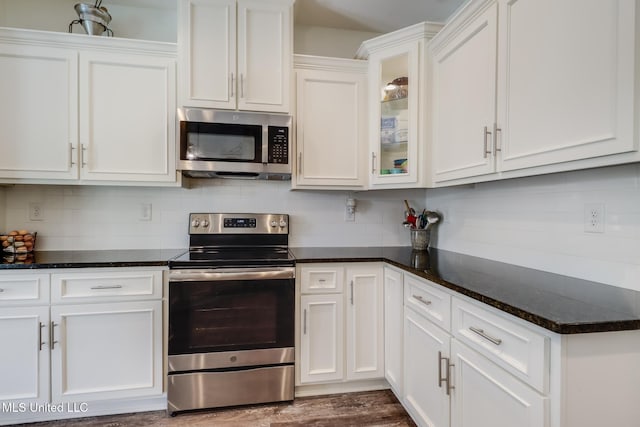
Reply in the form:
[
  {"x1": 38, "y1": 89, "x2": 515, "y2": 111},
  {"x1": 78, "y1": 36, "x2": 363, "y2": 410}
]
[{"x1": 23, "y1": 390, "x2": 416, "y2": 427}]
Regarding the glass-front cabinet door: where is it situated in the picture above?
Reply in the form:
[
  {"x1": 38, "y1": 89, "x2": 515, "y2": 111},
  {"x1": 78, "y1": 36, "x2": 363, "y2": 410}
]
[{"x1": 369, "y1": 42, "x2": 419, "y2": 186}]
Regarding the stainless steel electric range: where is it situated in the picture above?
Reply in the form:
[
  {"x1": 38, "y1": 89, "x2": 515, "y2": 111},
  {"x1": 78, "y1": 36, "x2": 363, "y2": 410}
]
[{"x1": 167, "y1": 213, "x2": 295, "y2": 416}]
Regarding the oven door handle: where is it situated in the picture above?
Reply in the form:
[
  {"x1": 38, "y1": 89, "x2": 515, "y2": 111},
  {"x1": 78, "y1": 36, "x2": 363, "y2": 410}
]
[{"x1": 169, "y1": 267, "x2": 295, "y2": 282}]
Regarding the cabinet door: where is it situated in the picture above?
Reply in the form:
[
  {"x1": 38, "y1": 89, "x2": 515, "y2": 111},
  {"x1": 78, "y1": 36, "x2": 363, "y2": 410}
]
[
  {"x1": 0, "y1": 44, "x2": 78, "y2": 180},
  {"x1": 178, "y1": 0, "x2": 236, "y2": 109},
  {"x1": 299, "y1": 294, "x2": 344, "y2": 384},
  {"x1": 404, "y1": 307, "x2": 451, "y2": 427},
  {"x1": 50, "y1": 301, "x2": 163, "y2": 402},
  {"x1": 295, "y1": 68, "x2": 367, "y2": 188},
  {"x1": 431, "y1": 3, "x2": 498, "y2": 182},
  {"x1": 496, "y1": 0, "x2": 636, "y2": 171},
  {"x1": 0, "y1": 306, "x2": 50, "y2": 404},
  {"x1": 383, "y1": 267, "x2": 403, "y2": 396},
  {"x1": 450, "y1": 339, "x2": 547, "y2": 427},
  {"x1": 369, "y1": 42, "x2": 420, "y2": 186},
  {"x1": 79, "y1": 51, "x2": 176, "y2": 183},
  {"x1": 237, "y1": 0, "x2": 291, "y2": 113},
  {"x1": 345, "y1": 266, "x2": 383, "y2": 380}
]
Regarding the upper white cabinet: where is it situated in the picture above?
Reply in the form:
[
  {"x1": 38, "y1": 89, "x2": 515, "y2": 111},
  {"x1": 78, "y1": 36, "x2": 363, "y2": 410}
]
[
  {"x1": 431, "y1": 0, "x2": 639, "y2": 184},
  {"x1": 178, "y1": 0, "x2": 293, "y2": 113},
  {"x1": 357, "y1": 23, "x2": 442, "y2": 189},
  {"x1": 0, "y1": 29, "x2": 178, "y2": 186},
  {"x1": 293, "y1": 55, "x2": 368, "y2": 189}
]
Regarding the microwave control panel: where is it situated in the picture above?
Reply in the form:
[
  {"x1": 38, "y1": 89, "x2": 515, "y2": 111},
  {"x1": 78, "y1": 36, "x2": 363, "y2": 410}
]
[{"x1": 267, "y1": 126, "x2": 289, "y2": 164}]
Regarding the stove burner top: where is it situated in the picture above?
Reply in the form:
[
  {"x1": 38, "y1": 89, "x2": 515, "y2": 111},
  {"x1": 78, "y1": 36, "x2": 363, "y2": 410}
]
[{"x1": 170, "y1": 247, "x2": 295, "y2": 269}]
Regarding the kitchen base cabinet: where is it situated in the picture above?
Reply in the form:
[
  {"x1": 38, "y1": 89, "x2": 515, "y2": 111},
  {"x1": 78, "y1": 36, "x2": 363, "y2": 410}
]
[
  {"x1": 297, "y1": 263, "x2": 384, "y2": 392},
  {"x1": 0, "y1": 268, "x2": 164, "y2": 426},
  {"x1": 383, "y1": 266, "x2": 403, "y2": 397}
]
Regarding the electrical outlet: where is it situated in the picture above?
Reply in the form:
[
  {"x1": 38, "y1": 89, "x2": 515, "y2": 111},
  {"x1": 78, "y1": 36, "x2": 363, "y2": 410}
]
[
  {"x1": 140, "y1": 203, "x2": 152, "y2": 221},
  {"x1": 345, "y1": 207, "x2": 355, "y2": 222},
  {"x1": 29, "y1": 203, "x2": 44, "y2": 221},
  {"x1": 584, "y1": 203, "x2": 605, "y2": 233}
]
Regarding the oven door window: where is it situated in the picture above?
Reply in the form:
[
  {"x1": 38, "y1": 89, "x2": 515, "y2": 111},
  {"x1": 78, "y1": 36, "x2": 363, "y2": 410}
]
[
  {"x1": 169, "y1": 278, "x2": 294, "y2": 355},
  {"x1": 181, "y1": 122, "x2": 262, "y2": 162}
]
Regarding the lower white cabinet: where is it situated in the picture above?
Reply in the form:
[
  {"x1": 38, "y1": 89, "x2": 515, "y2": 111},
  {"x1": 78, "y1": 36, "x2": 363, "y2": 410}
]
[
  {"x1": 383, "y1": 266, "x2": 403, "y2": 396},
  {"x1": 298, "y1": 263, "x2": 384, "y2": 386},
  {"x1": 0, "y1": 268, "x2": 164, "y2": 425},
  {"x1": 450, "y1": 339, "x2": 547, "y2": 427}
]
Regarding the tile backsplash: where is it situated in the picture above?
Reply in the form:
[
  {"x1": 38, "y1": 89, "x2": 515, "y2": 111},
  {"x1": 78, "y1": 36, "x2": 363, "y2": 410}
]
[
  {"x1": 426, "y1": 164, "x2": 640, "y2": 291},
  {"x1": 3, "y1": 180, "x2": 421, "y2": 252}
]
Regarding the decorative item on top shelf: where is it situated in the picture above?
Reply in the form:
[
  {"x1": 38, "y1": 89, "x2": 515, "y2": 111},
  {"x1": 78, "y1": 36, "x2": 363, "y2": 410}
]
[
  {"x1": 402, "y1": 200, "x2": 441, "y2": 251},
  {"x1": 383, "y1": 77, "x2": 408, "y2": 102},
  {"x1": 1, "y1": 230, "x2": 37, "y2": 254},
  {"x1": 69, "y1": 1, "x2": 114, "y2": 36}
]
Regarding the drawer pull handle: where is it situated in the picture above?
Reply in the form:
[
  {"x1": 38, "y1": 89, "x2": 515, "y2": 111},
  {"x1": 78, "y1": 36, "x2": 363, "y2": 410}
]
[
  {"x1": 469, "y1": 326, "x2": 503, "y2": 346},
  {"x1": 318, "y1": 279, "x2": 326, "y2": 282},
  {"x1": 413, "y1": 295, "x2": 432, "y2": 306},
  {"x1": 90, "y1": 285, "x2": 123, "y2": 290}
]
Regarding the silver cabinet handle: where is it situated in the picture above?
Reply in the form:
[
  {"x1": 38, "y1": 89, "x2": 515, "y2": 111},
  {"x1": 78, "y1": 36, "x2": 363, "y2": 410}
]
[
  {"x1": 69, "y1": 143, "x2": 76, "y2": 167},
  {"x1": 469, "y1": 326, "x2": 503, "y2": 346},
  {"x1": 438, "y1": 351, "x2": 454, "y2": 395},
  {"x1": 0, "y1": 288, "x2": 4, "y2": 293},
  {"x1": 350, "y1": 280, "x2": 354, "y2": 305},
  {"x1": 298, "y1": 152, "x2": 302, "y2": 174},
  {"x1": 483, "y1": 126, "x2": 492, "y2": 158},
  {"x1": 39, "y1": 322, "x2": 45, "y2": 351},
  {"x1": 303, "y1": 309, "x2": 307, "y2": 335},
  {"x1": 240, "y1": 73, "x2": 245, "y2": 98},
  {"x1": 493, "y1": 122, "x2": 502, "y2": 154},
  {"x1": 413, "y1": 295, "x2": 432, "y2": 306},
  {"x1": 90, "y1": 285, "x2": 123, "y2": 290},
  {"x1": 371, "y1": 152, "x2": 377, "y2": 174},
  {"x1": 50, "y1": 321, "x2": 58, "y2": 350},
  {"x1": 230, "y1": 72, "x2": 235, "y2": 97},
  {"x1": 81, "y1": 144, "x2": 87, "y2": 167}
]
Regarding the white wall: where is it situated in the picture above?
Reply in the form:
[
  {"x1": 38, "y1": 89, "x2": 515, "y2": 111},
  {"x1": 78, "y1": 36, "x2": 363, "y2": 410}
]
[
  {"x1": 294, "y1": 25, "x2": 380, "y2": 58},
  {"x1": 426, "y1": 164, "x2": 640, "y2": 291},
  {"x1": 3, "y1": 181, "x2": 423, "y2": 251}
]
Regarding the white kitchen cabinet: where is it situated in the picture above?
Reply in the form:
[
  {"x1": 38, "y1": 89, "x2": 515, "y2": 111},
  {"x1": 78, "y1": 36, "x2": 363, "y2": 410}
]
[
  {"x1": 357, "y1": 23, "x2": 441, "y2": 189},
  {"x1": 78, "y1": 50, "x2": 176, "y2": 183},
  {"x1": 0, "y1": 43, "x2": 78, "y2": 180},
  {"x1": 298, "y1": 263, "x2": 384, "y2": 386},
  {"x1": 0, "y1": 306, "x2": 50, "y2": 406},
  {"x1": 450, "y1": 339, "x2": 547, "y2": 427},
  {"x1": 293, "y1": 55, "x2": 368, "y2": 189},
  {"x1": 383, "y1": 266, "x2": 403, "y2": 396},
  {"x1": 50, "y1": 300, "x2": 162, "y2": 402},
  {"x1": 345, "y1": 265, "x2": 384, "y2": 380},
  {"x1": 299, "y1": 293, "x2": 344, "y2": 384},
  {"x1": 431, "y1": 0, "x2": 638, "y2": 184},
  {"x1": 0, "y1": 268, "x2": 164, "y2": 425},
  {"x1": 178, "y1": 0, "x2": 293, "y2": 113},
  {"x1": 0, "y1": 28, "x2": 178, "y2": 186}
]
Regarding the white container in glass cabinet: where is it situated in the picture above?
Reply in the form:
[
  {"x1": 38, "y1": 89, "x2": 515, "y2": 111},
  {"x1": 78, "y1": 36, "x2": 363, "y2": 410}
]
[
  {"x1": 0, "y1": 29, "x2": 178, "y2": 186},
  {"x1": 0, "y1": 268, "x2": 164, "y2": 425},
  {"x1": 298, "y1": 263, "x2": 384, "y2": 386},
  {"x1": 430, "y1": 0, "x2": 639, "y2": 185},
  {"x1": 178, "y1": 0, "x2": 293, "y2": 113},
  {"x1": 356, "y1": 22, "x2": 442, "y2": 189},
  {"x1": 293, "y1": 55, "x2": 368, "y2": 189}
]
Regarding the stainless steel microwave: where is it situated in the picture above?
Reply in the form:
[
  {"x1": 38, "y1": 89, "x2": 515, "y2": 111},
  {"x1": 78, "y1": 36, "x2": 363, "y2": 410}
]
[{"x1": 177, "y1": 108, "x2": 292, "y2": 180}]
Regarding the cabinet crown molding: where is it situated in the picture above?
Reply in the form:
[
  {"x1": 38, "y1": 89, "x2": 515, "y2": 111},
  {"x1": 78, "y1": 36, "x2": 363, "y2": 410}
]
[
  {"x1": 355, "y1": 21, "x2": 443, "y2": 59},
  {"x1": 294, "y1": 54, "x2": 367, "y2": 73}
]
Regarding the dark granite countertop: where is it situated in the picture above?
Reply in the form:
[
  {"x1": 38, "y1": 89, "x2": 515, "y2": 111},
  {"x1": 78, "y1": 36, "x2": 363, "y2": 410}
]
[
  {"x1": 291, "y1": 246, "x2": 640, "y2": 334},
  {"x1": 0, "y1": 249, "x2": 186, "y2": 269}
]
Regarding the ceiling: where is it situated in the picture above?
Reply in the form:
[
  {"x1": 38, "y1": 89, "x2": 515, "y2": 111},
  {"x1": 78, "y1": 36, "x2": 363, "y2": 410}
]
[{"x1": 293, "y1": 0, "x2": 468, "y2": 34}]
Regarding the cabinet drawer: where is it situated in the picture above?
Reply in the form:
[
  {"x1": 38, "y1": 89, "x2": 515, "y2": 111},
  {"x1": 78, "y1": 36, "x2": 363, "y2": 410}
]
[
  {"x1": 452, "y1": 297, "x2": 549, "y2": 393},
  {"x1": 404, "y1": 274, "x2": 451, "y2": 332},
  {"x1": 51, "y1": 270, "x2": 162, "y2": 303},
  {"x1": 0, "y1": 273, "x2": 50, "y2": 305},
  {"x1": 300, "y1": 265, "x2": 344, "y2": 294}
]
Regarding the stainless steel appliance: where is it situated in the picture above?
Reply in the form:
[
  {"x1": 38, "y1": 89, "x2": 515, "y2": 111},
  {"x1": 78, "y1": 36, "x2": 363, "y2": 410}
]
[
  {"x1": 177, "y1": 108, "x2": 292, "y2": 180},
  {"x1": 167, "y1": 213, "x2": 295, "y2": 416}
]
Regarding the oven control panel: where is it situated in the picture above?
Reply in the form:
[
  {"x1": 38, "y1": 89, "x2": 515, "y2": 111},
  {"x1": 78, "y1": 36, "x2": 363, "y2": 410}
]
[{"x1": 189, "y1": 213, "x2": 288, "y2": 234}]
